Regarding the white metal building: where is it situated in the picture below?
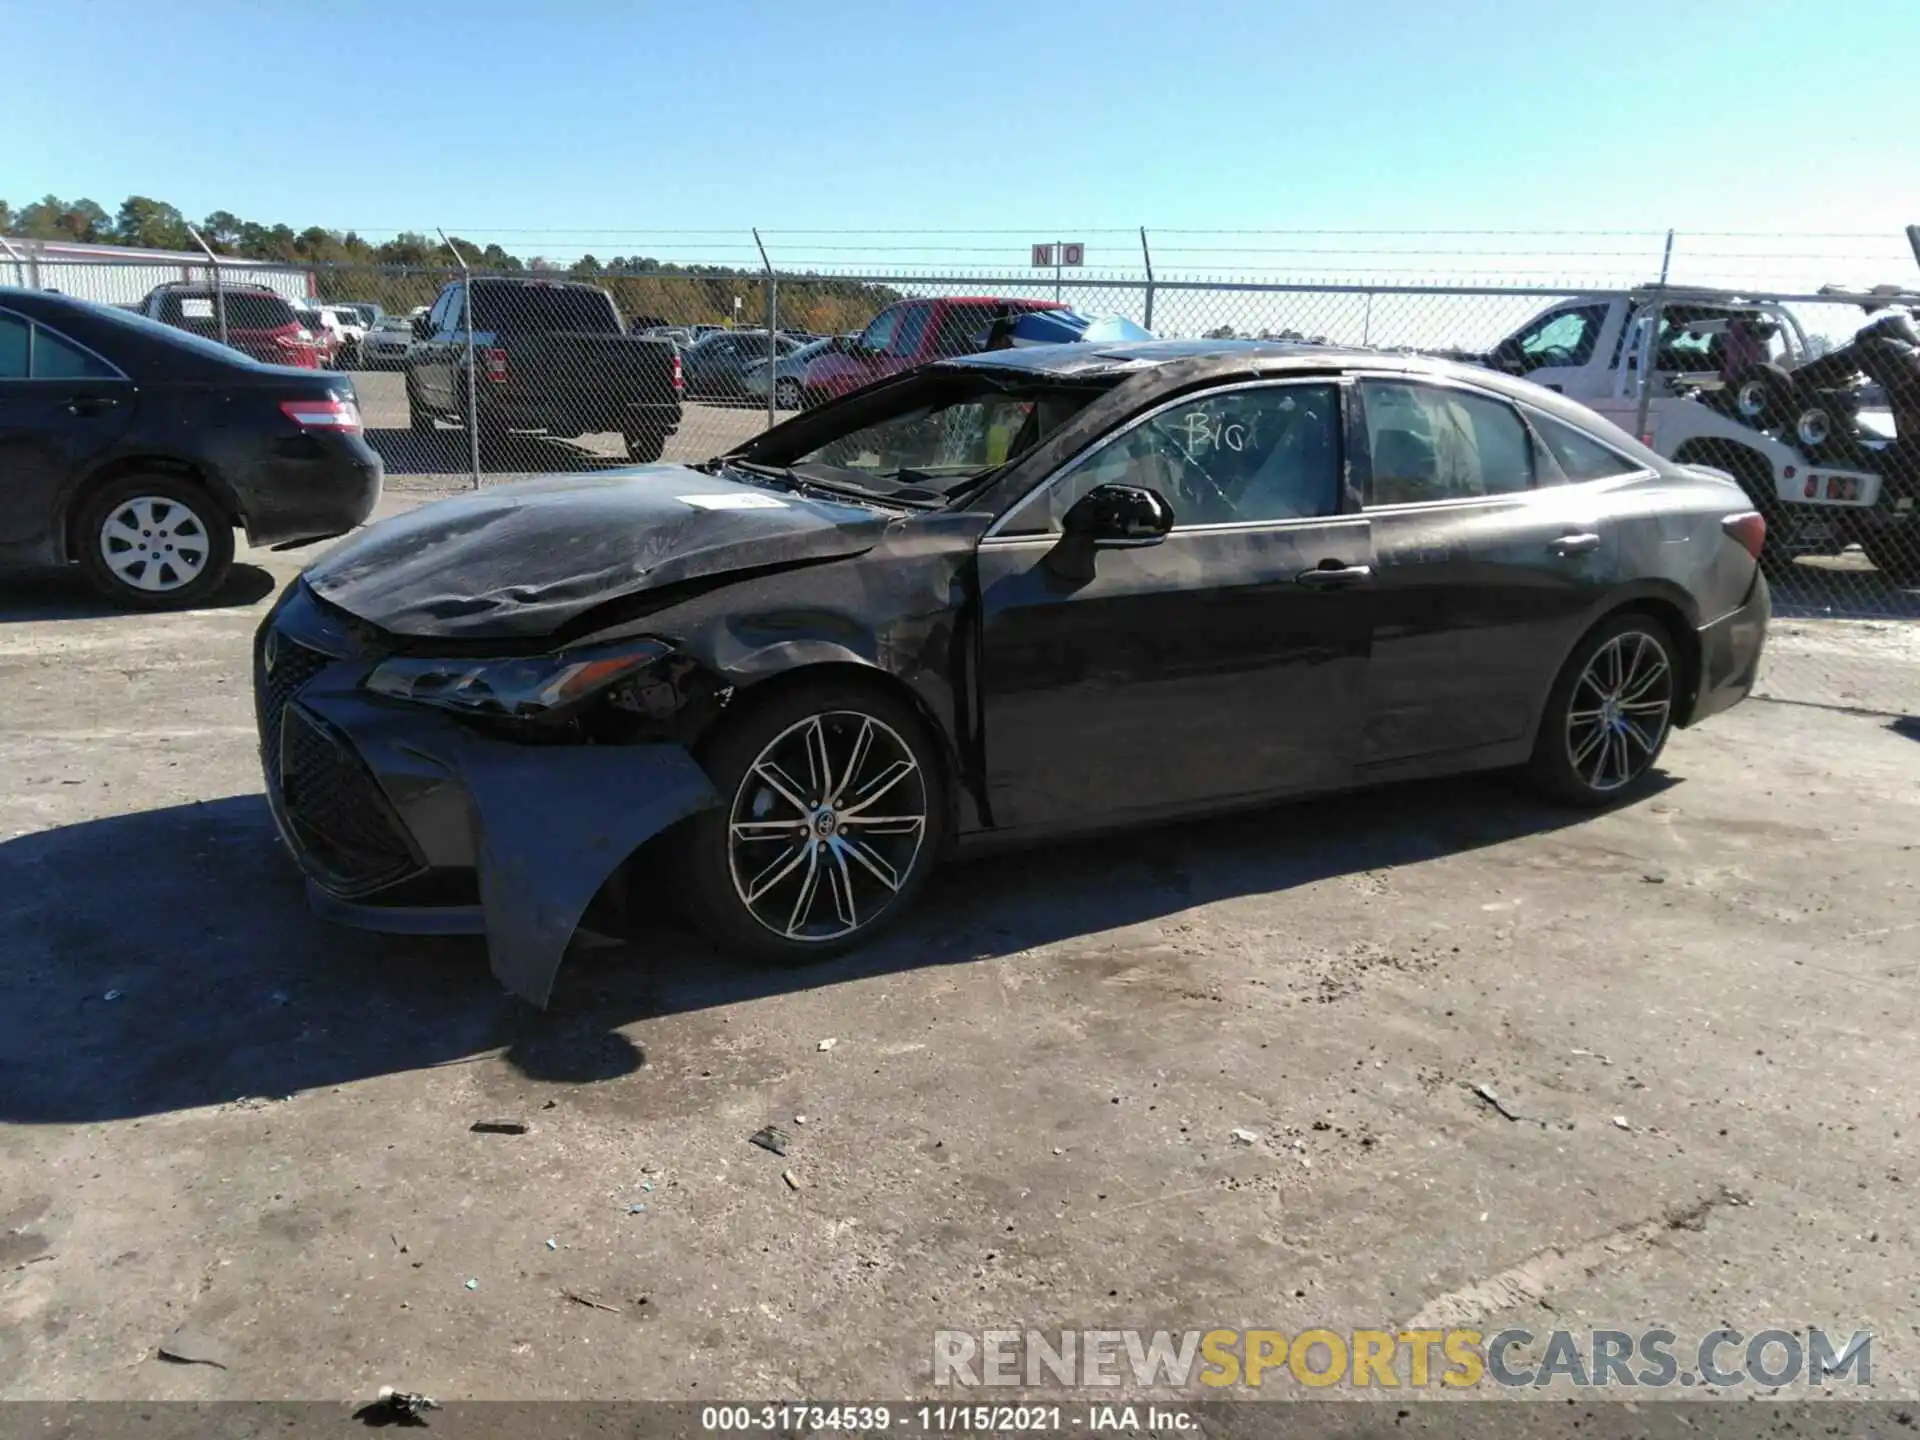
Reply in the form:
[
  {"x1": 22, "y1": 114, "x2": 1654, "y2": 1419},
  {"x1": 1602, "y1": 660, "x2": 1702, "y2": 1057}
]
[{"x1": 0, "y1": 236, "x2": 316, "y2": 308}]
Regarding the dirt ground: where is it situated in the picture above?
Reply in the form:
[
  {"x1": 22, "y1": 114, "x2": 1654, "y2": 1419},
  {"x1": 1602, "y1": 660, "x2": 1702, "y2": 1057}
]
[{"x1": 1, "y1": 487, "x2": 1916, "y2": 1404}]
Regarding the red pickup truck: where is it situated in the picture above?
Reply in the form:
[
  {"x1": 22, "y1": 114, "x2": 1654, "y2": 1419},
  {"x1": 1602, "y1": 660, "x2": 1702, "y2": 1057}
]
[{"x1": 799, "y1": 296, "x2": 1065, "y2": 404}]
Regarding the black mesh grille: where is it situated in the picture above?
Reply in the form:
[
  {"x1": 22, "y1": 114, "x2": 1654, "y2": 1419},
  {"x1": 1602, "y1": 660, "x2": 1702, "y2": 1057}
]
[
  {"x1": 279, "y1": 708, "x2": 420, "y2": 894},
  {"x1": 255, "y1": 629, "x2": 330, "y2": 783}
]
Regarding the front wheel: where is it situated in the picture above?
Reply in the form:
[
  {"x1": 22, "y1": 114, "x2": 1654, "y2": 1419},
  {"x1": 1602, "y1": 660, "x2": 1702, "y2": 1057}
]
[
  {"x1": 77, "y1": 474, "x2": 235, "y2": 610},
  {"x1": 677, "y1": 679, "x2": 949, "y2": 963},
  {"x1": 775, "y1": 378, "x2": 802, "y2": 411},
  {"x1": 1865, "y1": 538, "x2": 1920, "y2": 588},
  {"x1": 624, "y1": 427, "x2": 667, "y2": 463},
  {"x1": 1526, "y1": 613, "x2": 1679, "y2": 807}
]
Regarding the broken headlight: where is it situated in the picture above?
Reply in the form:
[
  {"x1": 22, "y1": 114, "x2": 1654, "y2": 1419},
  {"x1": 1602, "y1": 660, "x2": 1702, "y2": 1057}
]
[{"x1": 365, "y1": 640, "x2": 673, "y2": 720}]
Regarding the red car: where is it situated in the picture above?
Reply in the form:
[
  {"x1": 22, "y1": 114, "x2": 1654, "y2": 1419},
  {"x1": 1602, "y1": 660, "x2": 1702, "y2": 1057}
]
[
  {"x1": 138, "y1": 283, "x2": 321, "y2": 369},
  {"x1": 800, "y1": 296, "x2": 1065, "y2": 403}
]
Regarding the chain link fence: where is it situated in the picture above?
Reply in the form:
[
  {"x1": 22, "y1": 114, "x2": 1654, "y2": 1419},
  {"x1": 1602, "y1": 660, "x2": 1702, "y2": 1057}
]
[{"x1": 10, "y1": 240, "x2": 1916, "y2": 715}]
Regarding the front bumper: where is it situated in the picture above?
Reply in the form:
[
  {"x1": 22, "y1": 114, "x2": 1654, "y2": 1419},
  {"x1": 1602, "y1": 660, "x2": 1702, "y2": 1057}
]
[
  {"x1": 253, "y1": 584, "x2": 720, "y2": 1006},
  {"x1": 1688, "y1": 570, "x2": 1771, "y2": 726}
]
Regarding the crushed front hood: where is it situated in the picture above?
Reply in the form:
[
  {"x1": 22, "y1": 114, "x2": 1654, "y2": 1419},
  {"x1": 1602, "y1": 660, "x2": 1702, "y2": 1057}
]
[{"x1": 304, "y1": 465, "x2": 890, "y2": 640}]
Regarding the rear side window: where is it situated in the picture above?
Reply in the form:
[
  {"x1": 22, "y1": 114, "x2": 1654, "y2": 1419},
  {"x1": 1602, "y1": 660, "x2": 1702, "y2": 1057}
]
[
  {"x1": 0, "y1": 312, "x2": 118, "y2": 379},
  {"x1": 1361, "y1": 381, "x2": 1533, "y2": 504},
  {"x1": 888, "y1": 304, "x2": 932, "y2": 357},
  {"x1": 1531, "y1": 412, "x2": 1644, "y2": 482}
]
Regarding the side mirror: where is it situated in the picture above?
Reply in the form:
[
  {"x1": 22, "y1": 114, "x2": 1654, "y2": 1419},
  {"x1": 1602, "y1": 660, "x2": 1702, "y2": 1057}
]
[{"x1": 1061, "y1": 483, "x2": 1175, "y2": 547}]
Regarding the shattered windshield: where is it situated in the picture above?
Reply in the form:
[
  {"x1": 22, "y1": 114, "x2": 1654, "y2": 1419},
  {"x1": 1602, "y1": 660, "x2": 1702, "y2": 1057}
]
[{"x1": 784, "y1": 376, "x2": 1115, "y2": 502}]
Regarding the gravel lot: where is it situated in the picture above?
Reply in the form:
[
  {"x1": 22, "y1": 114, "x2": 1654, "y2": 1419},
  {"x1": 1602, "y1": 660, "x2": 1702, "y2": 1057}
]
[{"x1": 1, "y1": 486, "x2": 1916, "y2": 1404}]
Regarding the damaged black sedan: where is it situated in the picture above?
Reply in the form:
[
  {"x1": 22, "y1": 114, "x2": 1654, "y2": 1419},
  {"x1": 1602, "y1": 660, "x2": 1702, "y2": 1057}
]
[{"x1": 254, "y1": 340, "x2": 1770, "y2": 1006}]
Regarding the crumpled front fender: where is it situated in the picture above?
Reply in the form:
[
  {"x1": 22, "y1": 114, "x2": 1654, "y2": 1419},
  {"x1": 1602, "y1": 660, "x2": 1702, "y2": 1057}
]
[
  {"x1": 296, "y1": 693, "x2": 719, "y2": 1008},
  {"x1": 451, "y1": 734, "x2": 718, "y2": 1007}
]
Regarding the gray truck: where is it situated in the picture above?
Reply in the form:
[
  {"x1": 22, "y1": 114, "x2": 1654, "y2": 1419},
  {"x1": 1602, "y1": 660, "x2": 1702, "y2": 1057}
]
[{"x1": 404, "y1": 277, "x2": 683, "y2": 462}]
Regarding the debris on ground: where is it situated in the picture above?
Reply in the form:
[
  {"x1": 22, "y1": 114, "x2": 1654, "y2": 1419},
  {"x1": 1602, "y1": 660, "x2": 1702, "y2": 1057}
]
[
  {"x1": 627, "y1": 1203, "x2": 647, "y2": 1214},
  {"x1": 641, "y1": 1182, "x2": 653, "y2": 1191},
  {"x1": 156, "y1": 1325, "x2": 229, "y2": 1369},
  {"x1": 359, "y1": 1387, "x2": 440, "y2": 1424},
  {"x1": 103, "y1": 990, "x2": 122, "y2": 1002},
  {"x1": 390, "y1": 1232, "x2": 408, "y2": 1254},
  {"x1": 1612, "y1": 1115, "x2": 1634, "y2": 1131},
  {"x1": 794, "y1": 1115, "x2": 809, "y2": 1126},
  {"x1": 1288, "y1": 1139, "x2": 1311, "y2": 1169},
  {"x1": 544, "y1": 1237, "x2": 557, "y2": 1250},
  {"x1": 1570, "y1": 1048, "x2": 1614, "y2": 1066},
  {"x1": 563, "y1": 1289, "x2": 622, "y2": 1314},
  {"x1": 463, "y1": 1278, "x2": 479, "y2": 1290},
  {"x1": 750, "y1": 1124, "x2": 791, "y2": 1157},
  {"x1": 783, "y1": 1169, "x2": 802, "y2": 1191},
  {"x1": 1469, "y1": 1083, "x2": 1524, "y2": 1122},
  {"x1": 817, "y1": 1038, "x2": 838, "y2": 1052},
  {"x1": 470, "y1": 1120, "x2": 529, "y2": 1135}
]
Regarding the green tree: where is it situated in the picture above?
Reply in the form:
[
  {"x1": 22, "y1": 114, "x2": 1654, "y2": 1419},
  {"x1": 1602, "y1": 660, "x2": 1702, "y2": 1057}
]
[{"x1": 114, "y1": 195, "x2": 192, "y2": 250}]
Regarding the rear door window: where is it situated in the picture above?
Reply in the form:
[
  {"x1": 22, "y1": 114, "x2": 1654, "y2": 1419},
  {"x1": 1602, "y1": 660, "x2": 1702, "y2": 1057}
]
[
  {"x1": 1360, "y1": 380, "x2": 1534, "y2": 504},
  {"x1": 1530, "y1": 412, "x2": 1644, "y2": 482},
  {"x1": 0, "y1": 314, "x2": 27, "y2": 377},
  {"x1": 888, "y1": 303, "x2": 933, "y2": 358}
]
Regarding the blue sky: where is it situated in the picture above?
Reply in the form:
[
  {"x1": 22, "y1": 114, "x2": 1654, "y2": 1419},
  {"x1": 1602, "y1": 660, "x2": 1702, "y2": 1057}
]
[{"x1": 4, "y1": 0, "x2": 1917, "y2": 287}]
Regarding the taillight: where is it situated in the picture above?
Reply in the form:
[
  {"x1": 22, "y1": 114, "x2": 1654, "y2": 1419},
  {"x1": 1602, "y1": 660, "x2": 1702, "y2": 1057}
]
[
  {"x1": 1722, "y1": 511, "x2": 1766, "y2": 561},
  {"x1": 484, "y1": 346, "x2": 508, "y2": 383},
  {"x1": 281, "y1": 398, "x2": 364, "y2": 434},
  {"x1": 672, "y1": 353, "x2": 684, "y2": 392}
]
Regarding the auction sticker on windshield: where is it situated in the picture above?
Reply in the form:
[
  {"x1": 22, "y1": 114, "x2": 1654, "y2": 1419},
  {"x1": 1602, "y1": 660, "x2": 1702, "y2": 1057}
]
[{"x1": 677, "y1": 493, "x2": 791, "y2": 510}]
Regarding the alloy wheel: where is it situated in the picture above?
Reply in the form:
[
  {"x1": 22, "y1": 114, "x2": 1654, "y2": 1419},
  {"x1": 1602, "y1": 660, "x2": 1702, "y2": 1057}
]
[
  {"x1": 726, "y1": 710, "x2": 929, "y2": 942},
  {"x1": 98, "y1": 495, "x2": 213, "y2": 594},
  {"x1": 1564, "y1": 630, "x2": 1673, "y2": 793}
]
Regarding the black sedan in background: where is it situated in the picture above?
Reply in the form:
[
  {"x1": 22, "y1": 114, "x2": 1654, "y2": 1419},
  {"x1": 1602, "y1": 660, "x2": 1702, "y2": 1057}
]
[
  {"x1": 257, "y1": 340, "x2": 1768, "y2": 1007},
  {"x1": 0, "y1": 288, "x2": 382, "y2": 607}
]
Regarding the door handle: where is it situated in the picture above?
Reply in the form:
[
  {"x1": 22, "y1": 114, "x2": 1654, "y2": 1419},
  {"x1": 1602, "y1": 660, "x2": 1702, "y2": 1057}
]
[
  {"x1": 1551, "y1": 532, "x2": 1603, "y2": 556},
  {"x1": 66, "y1": 395, "x2": 121, "y2": 417},
  {"x1": 1296, "y1": 563, "x2": 1373, "y2": 589}
]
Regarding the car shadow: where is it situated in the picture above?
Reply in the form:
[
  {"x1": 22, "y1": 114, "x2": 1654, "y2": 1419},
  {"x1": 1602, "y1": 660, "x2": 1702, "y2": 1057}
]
[
  {"x1": 364, "y1": 426, "x2": 634, "y2": 479},
  {"x1": 0, "y1": 771, "x2": 1645, "y2": 1126},
  {"x1": 0, "y1": 563, "x2": 278, "y2": 624}
]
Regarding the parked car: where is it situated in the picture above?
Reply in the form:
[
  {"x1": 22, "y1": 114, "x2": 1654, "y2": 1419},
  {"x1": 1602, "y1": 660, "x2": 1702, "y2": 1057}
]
[
  {"x1": 404, "y1": 277, "x2": 683, "y2": 461},
  {"x1": 681, "y1": 329, "x2": 804, "y2": 403},
  {"x1": 743, "y1": 335, "x2": 836, "y2": 409},
  {"x1": 297, "y1": 305, "x2": 365, "y2": 369},
  {"x1": 136, "y1": 282, "x2": 320, "y2": 368},
  {"x1": 0, "y1": 288, "x2": 381, "y2": 608},
  {"x1": 256, "y1": 339, "x2": 1768, "y2": 1006},
  {"x1": 360, "y1": 314, "x2": 417, "y2": 368},
  {"x1": 1473, "y1": 286, "x2": 1918, "y2": 582},
  {"x1": 799, "y1": 297, "x2": 1066, "y2": 404},
  {"x1": 337, "y1": 302, "x2": 384, "y2": 328}
]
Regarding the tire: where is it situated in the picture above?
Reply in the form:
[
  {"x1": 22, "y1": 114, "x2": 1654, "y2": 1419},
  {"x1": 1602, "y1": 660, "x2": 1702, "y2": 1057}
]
[
  {"x1": 406, "y1": 379, "x2": 433, "y2": 433},
  {"x1": 76, "y1": 474, "x2": 235, "y2": 610},
  {"x1": 1730, "y1": 362, "x2": 1795, "y2": 429},
  {"x1": 775, "y1": 378, "x2": 802, "y2": 412},
  {"x1": 676, "y1": 676, "x2": 950, "y2": 964},
  {"x1": 1526, "y1": 612, "x2": 1679, "y2": 808},
  {"x1": 623, "y1": 427, "x2": 667, "y2": 463},
  {"x1": 1865, "y1": 539, "x2": 1920, "y2": 588}
]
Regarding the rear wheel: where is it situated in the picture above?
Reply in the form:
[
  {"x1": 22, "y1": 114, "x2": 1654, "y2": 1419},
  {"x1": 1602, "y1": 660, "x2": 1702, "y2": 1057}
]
[
  {"x1": 775, "y1": 378, "x2": 802, "y2": 411},
  {"x1": 77, "y1": 474, "x2": 234, "y2": 610},
  {"x1": 1865, "y1": 538, "x2": 1920, "y2": 588},
  {"x1": 623, "y1": 426, "x2": 668, "y2": 463},
  {"x1": 677, "y1": 678, "x2": 949, "y2": 963},
  {"x1": 406, "y1": 379, "x2": 433, "y2": 433},
  {"x1": 1526, "y1": 613, "x2": 1678, "y2": 807}
]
